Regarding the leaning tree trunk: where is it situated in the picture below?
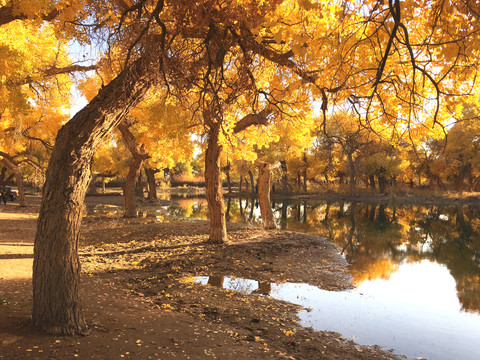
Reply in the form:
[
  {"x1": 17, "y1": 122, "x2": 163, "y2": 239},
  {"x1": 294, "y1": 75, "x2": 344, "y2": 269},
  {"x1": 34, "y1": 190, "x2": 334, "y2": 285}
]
[
  {"x1": 0, "y1": 153, "x2": 28, "y2": 207},
  {"x1": 33, "y1": 55, "x2": 156, "y2": 335},
  {"x1": 257, "y1": 162, "x2": 276, "y2": 229},
  {"x1": 205, "y1": 123, "x2": 228, "y2": 244}
]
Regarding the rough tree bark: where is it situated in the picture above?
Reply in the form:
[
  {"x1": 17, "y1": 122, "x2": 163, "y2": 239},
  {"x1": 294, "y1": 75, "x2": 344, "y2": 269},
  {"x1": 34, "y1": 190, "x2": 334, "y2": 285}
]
[
  {"x1": 118, "y1": 122, "x2": 150, "y2": 218},
  {"x1": 33, "y1": 55, "x2": 157, "y2": 335},
  {"x1": 257, "y1": 162, "x2": 276, "y2": 229},
  {"x1": 0, "y1": 153, "x2": 28, "y2": 207},
  {"x1": 145, "y1": 167, "x2": 158, "y2": 201},
  {"x1": 204, "y1": 121, "x2": 228, "y2": 244},
  {"x1": 204, "y1": 107, "x2": 275, "y2": 243}
]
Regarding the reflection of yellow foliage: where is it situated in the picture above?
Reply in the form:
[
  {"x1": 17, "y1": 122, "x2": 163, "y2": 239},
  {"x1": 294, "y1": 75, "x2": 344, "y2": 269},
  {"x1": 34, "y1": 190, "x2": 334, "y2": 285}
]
[
  {"x1": 178, "y1": 276, "x2": 198, "y2": 284},
  {"x1": 350, "y1": 257, "x2": 399, "y2": 285},
  {"x1": 456, "y1": 275, "x2": 480, "y2": 313}
]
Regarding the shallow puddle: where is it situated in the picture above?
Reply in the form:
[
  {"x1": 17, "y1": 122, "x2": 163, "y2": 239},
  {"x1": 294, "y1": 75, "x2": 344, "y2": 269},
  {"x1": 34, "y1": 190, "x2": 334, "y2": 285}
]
[
  {"x1": 86, "y1": 196, "x2": 480, "y2": 359},
  {"x1": 195, "y1": 268, "x2": 480, "y2": 360}
]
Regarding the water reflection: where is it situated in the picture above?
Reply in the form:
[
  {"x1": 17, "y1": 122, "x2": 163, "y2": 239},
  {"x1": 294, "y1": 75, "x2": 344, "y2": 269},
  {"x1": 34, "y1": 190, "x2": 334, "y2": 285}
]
[
  {"x1": 196, "y1": 275, "x2": 272, "y2": 295},
  {"x1": 86, "y1": 195, "x2": 480, "y2": 358},
  {"x1": 195, "y1": 274, "x2": 480, "y2": 360},
  {"x1": 270, "y1": 200, "x2": 480, "y2": 314},
  {"x1": 87, "y1": 197, "x2": 480, "y2": 313}
]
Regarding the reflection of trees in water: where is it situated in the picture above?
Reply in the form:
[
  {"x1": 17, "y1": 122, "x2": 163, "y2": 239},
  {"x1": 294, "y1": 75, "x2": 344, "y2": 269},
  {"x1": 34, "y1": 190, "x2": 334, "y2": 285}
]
[
  {"x1": 171, "y1": 196, "x2": 480, "y2": 312},
  {"x1": 410, "y1": 205, "x2": 480, "y2": 312},
  {"x1": 207, "y1": 276, "x2": 270, "y2": 295},
  {"x1": 273, "y1": 200, "x2": 480, "y2": 312},
  {"x1": 341, "y1": 204, "x2": 403, "y2": 285}
]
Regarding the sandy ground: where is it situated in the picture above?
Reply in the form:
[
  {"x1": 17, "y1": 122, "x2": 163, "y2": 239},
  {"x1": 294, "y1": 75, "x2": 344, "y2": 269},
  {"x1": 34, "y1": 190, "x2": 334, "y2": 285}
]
[{"x1": 0, "y1": 194, "x2": 404, "y2": 360}]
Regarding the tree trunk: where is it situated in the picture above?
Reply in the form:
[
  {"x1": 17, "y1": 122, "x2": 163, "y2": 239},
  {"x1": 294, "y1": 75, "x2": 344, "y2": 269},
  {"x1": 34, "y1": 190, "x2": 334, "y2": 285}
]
[
  {"x1": 135, "y1": 172, "x2": 144, "y2": 197},
  {"x1": 0, "y1": 166, "x2": 6, "y2": 185},
  {"x1": 145, "y1": 167, "x2": 158, "y2": 202},
  {"x1": 280, "y1": 160, "x2": 289, "y2": 194},
  {"x1": 257, "y1": 162, "x2": 276, "y2": 229},
  {"x1": 303, "y1": 170, "x2": 307, "y2": 192},
  {"x1": 248, "y1": 170, "x2": 255, "y2": 193},
  {"x1": 378, "y1": 174, "x2": 387, "y2": 193},
  {"x1": 205, "y1": 123, "x2": 227, "y2": 244},
  {"x1": 280, "y1": 201, "x2": 288, "y2": 230},
  {"x1": 302, "y1": 152, "x2": 307, "y2": 192},
  {"x1": 33, "y1": 54, "x2": 156, "y2": 335},
  {"x1": 454, "y1": 165, "x2": 470, "y2": 193},
  {"x1": 249, "y1": 195, "x2": 255, "y2": 221},
  {"x1": 225, "y1": 197, "x2": 231, "y2": 222},
  {"x1": 303, "y1": 201, "x2": 307, "y2": 224},
  {"x1": 239, "y1": 175, "x2": 243, "y2": 192},
  {"x1": 118, "y1": 122, "x2": 150, "y2": 218},
  {"x1": 87, "y1": 175, "x2": 98, "y2": 195},
  {"x1": 225, "y1": 161, "x2": 232, "y2": 193},
  {"x1": 347, "y1": 153, "x2": 355, "y2": 194},
  {"x1": 0, "y1": 154, "x2": 28, "y2": 207},
  {"x1": 369, "y1": 175, "x2": 376, "y2": 190},
  {"x1": 124, "y1": 159, "x2": 144, "y2": 217},
  {"x1": 101, "y1": 177, "x2": 106, "y2": 193}
]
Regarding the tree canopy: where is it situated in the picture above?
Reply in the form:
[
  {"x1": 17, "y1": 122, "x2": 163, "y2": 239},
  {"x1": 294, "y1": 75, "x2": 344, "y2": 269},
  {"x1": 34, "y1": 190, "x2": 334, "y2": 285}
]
[{"x1": 2, "y1": 0, "x2": 480, "y2": 335}]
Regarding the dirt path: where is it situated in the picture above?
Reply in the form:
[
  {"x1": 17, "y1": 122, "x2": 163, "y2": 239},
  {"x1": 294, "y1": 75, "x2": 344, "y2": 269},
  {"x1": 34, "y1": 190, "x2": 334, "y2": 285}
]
[{"x1": 0, "y1": 195, "x2": 404, "y2": 360}]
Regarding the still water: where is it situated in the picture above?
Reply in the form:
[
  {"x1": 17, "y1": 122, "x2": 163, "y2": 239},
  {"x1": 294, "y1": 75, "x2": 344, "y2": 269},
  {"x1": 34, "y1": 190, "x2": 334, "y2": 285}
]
[{"x1": 89, "y1": 195, "x2": 480, "y2": 359}]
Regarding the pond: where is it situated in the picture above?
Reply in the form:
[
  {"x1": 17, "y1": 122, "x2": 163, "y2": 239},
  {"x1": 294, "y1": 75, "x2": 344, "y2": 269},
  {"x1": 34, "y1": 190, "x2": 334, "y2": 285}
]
[{"x1": 88, "y1": 195, "x2": 480, "y2": 359}]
